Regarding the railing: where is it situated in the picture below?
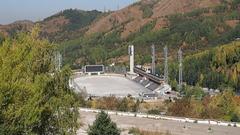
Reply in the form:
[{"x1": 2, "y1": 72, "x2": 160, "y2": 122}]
[
  {"x1": 134, "y1": 67, "x2": 164, "y2": 84},
  {"x1": 79, "y1": 108, "x2": 240, "y2": 128}
]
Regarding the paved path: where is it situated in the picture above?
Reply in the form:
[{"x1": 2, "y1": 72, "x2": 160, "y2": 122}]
[{"x1": 78, "y1": 111, "x2": 240, "y2": 135}]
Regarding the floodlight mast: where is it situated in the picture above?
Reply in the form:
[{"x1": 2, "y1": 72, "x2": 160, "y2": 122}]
[
  {"x1": 151, "y1": 44, "x2": 156, "y2": 75},
  {"x1": 164, "y1": 46, "x2": 168, "y2": 84},
  {"x1": 128, "y1": 45, "x2": 134, "y2": 74},
  {"x1": 178, "y1": 48, "x2": 183, "y2": 91},
  {"x1": 55, "y1": 51, "x2": 62, "y2": 71}
]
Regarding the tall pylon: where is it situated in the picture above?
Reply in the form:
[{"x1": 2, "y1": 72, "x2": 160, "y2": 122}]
[
  {"x1": 164, "y1": 46, "x2": 168, "y2": 84},
  {"x1": 55, "y1": 51, "x2": 62, "y2": 71},
  {"x1": 151, "y1": 44, "x2": 156, "y2": 75},
  {"x1": 128, "y1": 45, "x2": 134, "y2": 74},
  {"x1": 178, "y1": 48, "x2": 183, "y2": 91}
]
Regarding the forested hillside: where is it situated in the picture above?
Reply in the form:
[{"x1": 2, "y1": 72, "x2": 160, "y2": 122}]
[
  {"x1": 168, "y1": 41, "x2": 240, "y2": 91},
  {"x1": 0, "y1": 0, "x2": 239, "y2": 83},
  {"x1": 61, "y1": 0, "x2": 240, "y2": 68},
  {"x1": 41, "y1": 9, "x2": 103, "y2": 42}
]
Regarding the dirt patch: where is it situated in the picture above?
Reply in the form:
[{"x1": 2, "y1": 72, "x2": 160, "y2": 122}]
[
  {"x1": 153, "y1": 17, "x2": 169, "y2": 30},
  {"x1": 225, "y1": 20, "x2": 240, "y2": 28}
]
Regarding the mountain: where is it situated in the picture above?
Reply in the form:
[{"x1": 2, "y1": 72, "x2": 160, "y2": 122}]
[
  {"x1": 0, "y1": 0, "x2": 240, "y2": 67},
  {"x1": 0, "y1": 0, "x2": 223, "y2": 41},
  {"x1": 40, "y1": 9, "x2": 103, "y2": 42},
  {"x1": 60, "y1": 0, "x2": 240, "y2": 67},
  {"x1": 86, "y1": 0, "x2": 222, "y2": 38},
  {"x1": 0, "y1": 0, "x2": 239, "y2": 91},
  {"x1": 0, "y1": 9, "x2": 103, "y2": 42}
]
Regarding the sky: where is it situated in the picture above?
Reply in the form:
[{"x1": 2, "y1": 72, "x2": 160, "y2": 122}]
[{"x1": 0, "y1": 0, "x2": 136, "y2": 25}]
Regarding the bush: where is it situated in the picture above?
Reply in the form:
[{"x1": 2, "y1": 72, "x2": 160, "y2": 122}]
[
  {"x1": 141, "y1": 6, "x2": 153, "y2": 18},
  {"x1": 148, "y1": 109, "x2": 161, "y2": 115}
]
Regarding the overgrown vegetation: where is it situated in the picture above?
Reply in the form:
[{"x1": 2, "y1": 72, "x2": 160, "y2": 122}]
[
  {"x1": 0, "y1": 26, "x2": 79, "y2": 134},
  {"x1": 167, "y1": 90, "x2": 240, "y2": 122},
  {"x1": 128, "y1": 128, "x2": 172, "y2": 135},
  {"x1": 85, "y1": 96, "x2": 141, "y2": 113}
]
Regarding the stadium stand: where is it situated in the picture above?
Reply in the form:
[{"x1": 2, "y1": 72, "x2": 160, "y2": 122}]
[{"x1": 147, "y1": 82, "x2": 160, "y2": 91}]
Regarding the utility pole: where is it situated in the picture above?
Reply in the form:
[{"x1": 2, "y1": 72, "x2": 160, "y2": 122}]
[
  {"x1": 164, "y1": 46, "x2": 168, "y2": 84},
  {"x1": 178, "y1": 48, "x2": 183, "y2": 91},
  {"x1": 151, "y1": 44, "x2": 156, "y2": 75}
]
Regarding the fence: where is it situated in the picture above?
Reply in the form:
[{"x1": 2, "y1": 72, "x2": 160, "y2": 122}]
[{"x1": 79, "y1": 108, "x2": 240, "y2": 128}]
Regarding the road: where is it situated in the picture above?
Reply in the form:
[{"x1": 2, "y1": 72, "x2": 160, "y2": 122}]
[{"x1": 78, "y1": 111, "x2": 240, "y2": 135}]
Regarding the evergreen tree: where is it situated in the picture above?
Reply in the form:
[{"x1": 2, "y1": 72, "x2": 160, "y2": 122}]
[{"x1": 88, "y1": 111, "x2": 120, "y2": 135}]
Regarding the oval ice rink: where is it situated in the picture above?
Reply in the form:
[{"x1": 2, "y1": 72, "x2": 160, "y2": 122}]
[{"x1": 74, "y1": 75, "x2": 150, "y2": 97}]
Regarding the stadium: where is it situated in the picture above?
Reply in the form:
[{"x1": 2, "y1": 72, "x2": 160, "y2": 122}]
[{"x1": 70, "y1": 45, "x2": 176, "y2": 100}]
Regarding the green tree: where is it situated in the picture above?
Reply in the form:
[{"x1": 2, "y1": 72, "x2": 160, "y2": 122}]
[
  {"x1": 88, "y1": 111, "x2": 120, "y2": 135},
  {"x1": 0, "y1": 26, "x2": 79, "y2": 135}
]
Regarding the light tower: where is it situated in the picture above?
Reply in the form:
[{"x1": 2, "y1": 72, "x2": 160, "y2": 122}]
[
  {"x1": 178, "y1": 48, "x2": 183, "y2": 91},
  {"x1": 55, "y1": 51, "x2": 62, "y2": 71},
  {"x1": 151, "y1": 44, "x2": 156, "y2": 75},
  {"x1": 128, "y1": 45, "x2": 134, "y2": 74},
  {"x1": 164, "y1": 46, "x2": 168, "y2": 84}
]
